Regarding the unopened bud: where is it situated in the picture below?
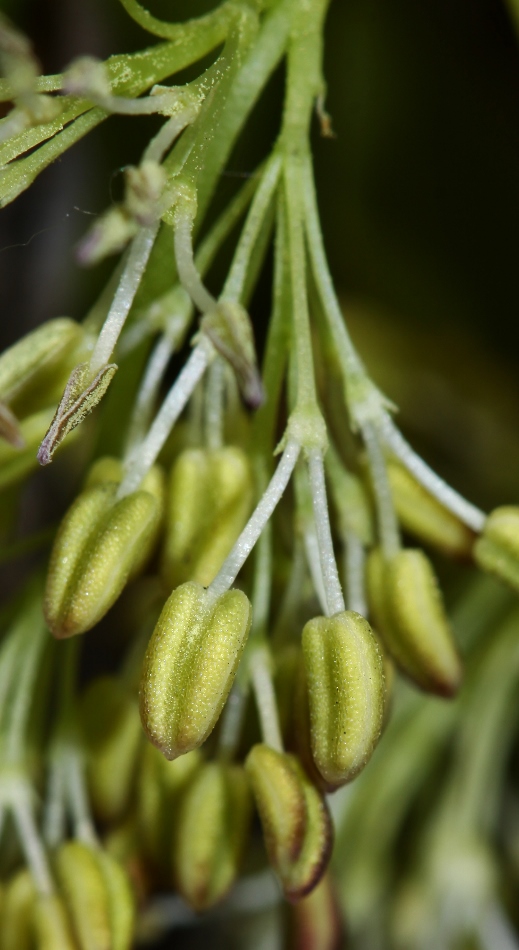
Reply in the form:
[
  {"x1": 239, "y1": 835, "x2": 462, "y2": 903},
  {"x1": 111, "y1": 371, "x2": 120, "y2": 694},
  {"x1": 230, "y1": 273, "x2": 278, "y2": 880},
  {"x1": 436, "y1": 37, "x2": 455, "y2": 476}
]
[
  {"x1": 33, "y1": 895, "x2": 77, "y2": 950},
  {"x1": 140, "y1": 581, "x2": 252, "y2": 759},
  {"x1": 162, "y1": 446, "x2": 253, "y2": 588},
  {"x1": 84, "y1": 456, "x2": 165, "y2": 577},
  {"x1": 474, "y1": 506, "x2": 519, "y2": 594},
  {"x1": 245, "y1": 744, "x2": 333, "y2": 901},
  {"x1": 44, "y1": 476, "x2": 162, "y2": 638},
  {"x1": 367, "y1": 548, "x2": 462, "y2": 696},
  {"x1": 174, "y1": 762, "x2": 251, "y2": 911},
  {"x1": 55, "y1": 841, "x2": 135, "y2": 950},
  {"x1": 201, "y1": 300, "x2": 263, "y2": 408},
  {"x1": 302, "y1": 610, "x2": 385, "y2": 789},
  {"x1": 387, "y1": 460, "x2": 475, "y2": 558},
  {"x1": 80, "y1": 676, "x2": 142, "y2": 823},
  {"x1": 0, "y1": 318, "x2": 82, "y2": 412},
  {"x1": 0, "y1": 870, "x2": 35, "y2": 950}
]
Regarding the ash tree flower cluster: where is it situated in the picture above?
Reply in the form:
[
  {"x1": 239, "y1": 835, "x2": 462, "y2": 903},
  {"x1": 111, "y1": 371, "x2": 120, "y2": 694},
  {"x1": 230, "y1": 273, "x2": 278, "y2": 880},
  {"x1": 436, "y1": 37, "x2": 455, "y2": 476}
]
[{"x1": 1, "y1": 2, "x2": 519, "y2": 948}]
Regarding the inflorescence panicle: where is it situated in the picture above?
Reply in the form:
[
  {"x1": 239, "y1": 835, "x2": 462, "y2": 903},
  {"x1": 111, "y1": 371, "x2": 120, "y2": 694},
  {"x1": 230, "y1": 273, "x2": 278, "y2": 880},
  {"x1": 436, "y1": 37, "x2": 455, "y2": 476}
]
[{"x1": 0, "y1": 2, "x2": 518, "y2": 947}]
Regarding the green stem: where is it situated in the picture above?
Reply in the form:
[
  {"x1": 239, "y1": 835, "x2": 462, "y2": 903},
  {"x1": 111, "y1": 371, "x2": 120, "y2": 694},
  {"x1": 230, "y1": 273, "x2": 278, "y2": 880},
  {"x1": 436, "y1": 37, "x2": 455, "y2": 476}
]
[
  {"x1": 118, "y1": 0, "x2": 259, "y2": 42},
  {"x1": 281, "y1": 0, "x2": 331, "y2": 156},
  {"x1": 440, "y1": 608, "x2": 519, "y2": 837},
  {"x1": 0, "y1": 10, "x2": 249, "y2": 207},
  {"x1": 223, "y1": 151, "x2": 282, "y2": 302},
  {"x1": 165, "y1": 0, "x2": 295, "y2": 228},
  {"x1": 301, "y1": 154, "x2": 364, "y2": 385},
  {"x1": 362, "y1": 422, "x2": 401, "y2": 558},
  {"x1": 11, "y1": 787, "x2": 54, "y2": 895},
  {"x1": 204, "y1": 357, "x2": 225, "y2": 450},
  {"x1": 249, "y1": 646, "x2": 284, "y2": 752},
  {"x1": 284, "y1": 158, "x2": 319, "y2": 415},
  {"x1": 251, "y1": 192, "x2": 291, "y2": 456},
  {"x1": 164, "y1": 12, "x2": 259, "y2": 192},
  {"x1": 3, "y1": 604, "x2": 47, "y2": 764}
]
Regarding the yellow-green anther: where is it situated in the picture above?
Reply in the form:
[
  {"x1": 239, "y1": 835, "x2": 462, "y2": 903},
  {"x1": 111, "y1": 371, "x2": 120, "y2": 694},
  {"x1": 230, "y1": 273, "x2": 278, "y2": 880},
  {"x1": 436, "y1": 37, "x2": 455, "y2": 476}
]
[
  {"x1": 84, "y1": 457, "x2": 125, "y2": 489},
  {"x1": 83, "y1": 456, "x2": 165, "y2": 577},
  {"x1": 95, "y1": 851, "x2": 135, "y2": 950},
  {"x1": 0, "y1": 407, "x2": 54, "y2": 490},
  {"x1": 44, "y1": 478, "x2": 161, "y2": 638},
  {"x1": 38, "y1": 362, "x2": 118, "y2": 466},
  {"x1": 302, "y1": 610, "x2": 385, "y2": 789},
  {"x1": 245, "y1": 744, "x2": 333, "y2": 902},
  {"x1": 162, "y1": 447, "x2": 253, "y2": 589},
  {"x1": 387, "y1": 460, "x2": 475, "y2": 558},
  {"x1": 33, "y1": 895, "x2": 78, "y2": 950},
  {"x1": 174, "y1": 762, "x2": 251, "y2": 911},
  {"x1": 55, "y1": 842, "x2": 110, "y2": 950},
  {"x1": 0, "y1": 870, "x2": 35, "y2": 950},
  {"x1": 55, "y1": 842, "x2": 135, "y2": 950},
  {"x1": 140, "y1": 581, "x2": 252, "y2": 760},
  {"x1": 137, "y1": 742, "x2": 201, "y2": 866},
  {"x1": 0, "y1": 318, "x2": 81, "y2": 405},
  {"x1": 80, "y1": 676, "x2": 142, "y2": 823},
  {"x1": 367, "y1": 548, "x2": 462, "y2": 697},
  {"x1": 474, "y1": 507, "x2": 519, "y2": 594}
]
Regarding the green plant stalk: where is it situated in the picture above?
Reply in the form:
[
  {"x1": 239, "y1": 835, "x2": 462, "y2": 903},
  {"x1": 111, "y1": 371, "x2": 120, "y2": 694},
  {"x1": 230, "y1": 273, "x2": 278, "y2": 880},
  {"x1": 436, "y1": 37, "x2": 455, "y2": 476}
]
[
  {"x1": 2, "y1": 605, "x2": 47, "y2": 765},
  {"x1": 251, "y1": 192, "x2": 291, "y2": 458},
  {"x1": 0, "y1": 8, "x2": 252, "y2": 207},
  {"x1": 438, "y1": 608, "x2": 519, "y2": 837}
]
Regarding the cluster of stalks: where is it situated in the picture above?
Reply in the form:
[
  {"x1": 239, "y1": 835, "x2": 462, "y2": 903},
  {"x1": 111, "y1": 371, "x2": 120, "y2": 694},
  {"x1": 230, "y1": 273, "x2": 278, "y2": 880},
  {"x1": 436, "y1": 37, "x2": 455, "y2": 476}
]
[{"x1": 1, "y1": 2, "x2": 519, "y2": 948}]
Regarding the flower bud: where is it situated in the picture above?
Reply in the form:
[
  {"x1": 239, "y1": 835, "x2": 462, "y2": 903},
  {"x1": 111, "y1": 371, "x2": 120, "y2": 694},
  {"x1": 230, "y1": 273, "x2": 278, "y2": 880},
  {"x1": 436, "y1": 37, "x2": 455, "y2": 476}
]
[
  {"x1": 302, "y1": 610, "x2": 385, "y2": 789},
  {"x1": 84, "y1": 456, "x2": 165, "y2": 578},
  {"x1": 474, "y1": 506, "x2": 519, "y2": 594},
  {"x1": 0, "y1": 869, "x2": 35, "y2": 950},
  {"x1": 0, "y1": 318, "x2": 82, "y2": 415},
  {"x1": 33, "y1": 895, "x2": 78, "y2": 950},
  {"x1": 173, "y1": 762, "x2": 251, "y2": 911},
  {"x1": 162, "y1": 446, "x2": 253, "y2": 589},
  {"x1": 80, "y1": 676, "x2": 142, "y2": 823},
  {"x1": 137, "y1": 742, "x2": 201, "y2": 868},
  {"x1": 55, "y1": 841, "x2": 135, "y2": 950},
  {"x1": 140, "y1": 581, "x2": 252, "y2": 759},
  {"x1": 245, "y1": 744, "x2": 333, "y2": 901},
  {"x1": 387, "y1": 460, "x2": 475, "y2": 558},
  {"x1": 367, "y1": 548, "x2": 462, "y2": 696},
  {"x1": 44, "y1": 476, "x2": 162, "y2": 638}
]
